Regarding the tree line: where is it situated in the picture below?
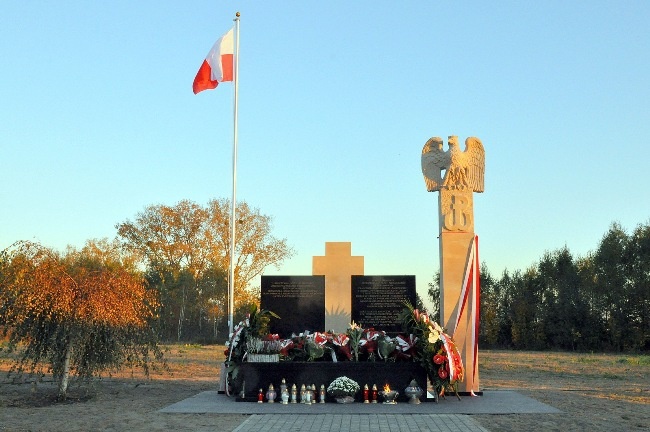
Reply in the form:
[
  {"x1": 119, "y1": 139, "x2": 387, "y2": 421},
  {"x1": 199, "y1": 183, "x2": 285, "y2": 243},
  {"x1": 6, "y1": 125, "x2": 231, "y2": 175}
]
[
  {"x1": 3, "y1": 196, "x2": 648, "y2": 356},
  {"x1": 429, "y1": 221, "x2": 650, "y2": 352}
]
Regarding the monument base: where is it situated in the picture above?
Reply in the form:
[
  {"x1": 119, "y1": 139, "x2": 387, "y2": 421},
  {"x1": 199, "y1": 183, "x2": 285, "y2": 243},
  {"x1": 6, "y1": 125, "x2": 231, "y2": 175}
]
[
  {"x1": 233, "y1": 361, "x2": 427, "y2": 402},
  {"x1": 444, "y1": 391, "x2": 483, "y2": 397},
  {"x1": 457, "y1": 391, "x2": 483, "y2": 396}
]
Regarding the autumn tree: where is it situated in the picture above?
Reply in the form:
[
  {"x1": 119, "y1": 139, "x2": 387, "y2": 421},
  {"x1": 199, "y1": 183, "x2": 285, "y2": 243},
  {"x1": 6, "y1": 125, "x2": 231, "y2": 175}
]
[
  {"x1": 115, "y1": 198, "x2": 294, "y2": 341},
  {"x1": 0, "y1": 240, "x2": 163, "y2": 399}
]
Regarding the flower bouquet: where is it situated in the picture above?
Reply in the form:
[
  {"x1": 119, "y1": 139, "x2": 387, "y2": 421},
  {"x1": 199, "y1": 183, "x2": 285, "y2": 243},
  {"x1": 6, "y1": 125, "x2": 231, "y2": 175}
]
[
  {"x1": 327, "y1": 376, "x2": 360, "y2": 403},
  {"x1": 224, "y1": 305, "x2": 280, "y2": 394},
  {"x1": 398, "y1": 301, "x2": 464, "y2": 400}
]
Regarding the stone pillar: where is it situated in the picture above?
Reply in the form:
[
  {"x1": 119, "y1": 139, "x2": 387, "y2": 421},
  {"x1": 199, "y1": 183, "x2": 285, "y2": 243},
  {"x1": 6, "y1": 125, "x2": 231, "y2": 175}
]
[
  {"x1": 439, "y1": 190, "x2": 478, "y2": 393},
  {"x1": 421, "y1": 136, "x2": 485, "y2": 394}
]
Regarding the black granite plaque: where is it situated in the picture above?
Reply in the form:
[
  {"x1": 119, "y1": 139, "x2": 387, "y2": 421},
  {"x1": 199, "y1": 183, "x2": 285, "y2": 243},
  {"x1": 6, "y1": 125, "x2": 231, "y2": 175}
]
[
  {"x1": 351, "y1": 275, "x2": 416, "y2": 333},
  {"x1": 261, "y1": 276, "x2": 325, "y2": 337}
]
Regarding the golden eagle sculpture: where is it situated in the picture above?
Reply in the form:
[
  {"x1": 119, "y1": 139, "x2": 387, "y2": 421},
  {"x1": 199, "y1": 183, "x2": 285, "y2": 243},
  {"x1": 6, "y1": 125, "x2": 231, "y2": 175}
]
[{"x1": 421, "y1": 136, "x2": 485, "y2": 192}]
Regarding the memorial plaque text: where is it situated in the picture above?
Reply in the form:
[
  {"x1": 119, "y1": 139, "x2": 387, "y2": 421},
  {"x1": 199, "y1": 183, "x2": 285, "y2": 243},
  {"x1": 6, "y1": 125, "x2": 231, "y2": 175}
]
[
  {"x1": 261, "y1": 276, "x2": 325, "y2": 337},
  {"x1": 351, "y1": 276, "x2": 416, "y2": 333}
]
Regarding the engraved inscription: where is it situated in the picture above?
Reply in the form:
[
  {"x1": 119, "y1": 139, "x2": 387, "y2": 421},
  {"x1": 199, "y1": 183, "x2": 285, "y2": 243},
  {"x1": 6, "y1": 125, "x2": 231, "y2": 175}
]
[
  {"x1": 261, "y1": 276, "x2": 325, "y2": 337},
  {"x1": 264, "y1": 280, "x2": 323, "y2": 299},
  {"x1": 351, "y1": 276, "x2": 416, "y2": 333}
]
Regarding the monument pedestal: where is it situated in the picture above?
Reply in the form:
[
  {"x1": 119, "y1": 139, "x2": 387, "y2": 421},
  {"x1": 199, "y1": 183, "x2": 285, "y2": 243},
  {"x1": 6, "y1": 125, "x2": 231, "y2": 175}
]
[{"x1": 233, "y1": 362, "x2": 427, "y2": 402}]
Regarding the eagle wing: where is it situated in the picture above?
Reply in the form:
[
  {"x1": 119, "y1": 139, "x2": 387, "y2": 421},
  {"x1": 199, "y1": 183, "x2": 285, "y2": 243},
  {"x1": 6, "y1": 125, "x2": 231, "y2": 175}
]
[
  {"x1": 463, "y1": 137, "x2": 485, "y2": 192},
  {"x1": 421, "y1": 137, "x2": 450, "y2": 192}
]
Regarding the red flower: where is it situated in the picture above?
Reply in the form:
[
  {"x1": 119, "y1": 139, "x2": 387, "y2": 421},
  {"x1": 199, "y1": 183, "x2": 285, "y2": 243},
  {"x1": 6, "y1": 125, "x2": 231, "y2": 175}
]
[
  {"x1": 279, "y1": 341, "x2": 295, "y2": 357},
  {"x1": 332, "y1": 334, "x2": 349, "y2": 347},
  {"x1": 395, "y1": 334, "x2": 418, "y2": 354},
  {"x1": 365, "y1": 329, "x2": 384, "y2": 340},
  {"x1": 438, "y1": 368, "x2": 449, "y2": 379},
  {"x1": 433, "y1": 354, "x2": 445, "y2": 365},
  {"x1": 313, "y1": 332, "x2": 328, "y2": 346},
  {"x1": 337, "y1": 344, "x2": 353, "y2": 360}
]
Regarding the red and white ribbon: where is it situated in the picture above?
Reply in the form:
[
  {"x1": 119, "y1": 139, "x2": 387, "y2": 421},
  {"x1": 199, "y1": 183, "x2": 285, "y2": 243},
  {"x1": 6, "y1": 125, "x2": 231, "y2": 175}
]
[{"x1": 452, "y1": 235, "x2": 480, "y2": 392}]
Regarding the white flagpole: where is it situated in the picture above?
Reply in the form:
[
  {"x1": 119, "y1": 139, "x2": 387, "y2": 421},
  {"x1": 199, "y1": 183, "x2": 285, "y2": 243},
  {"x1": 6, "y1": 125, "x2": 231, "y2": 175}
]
[{"x1": 228, "y1": 12, "x2": 241, "y2": 337}]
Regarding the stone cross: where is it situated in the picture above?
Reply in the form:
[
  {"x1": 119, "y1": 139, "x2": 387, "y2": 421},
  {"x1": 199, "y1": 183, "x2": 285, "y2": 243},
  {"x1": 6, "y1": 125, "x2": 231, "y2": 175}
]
[
  {"x1": 421, "y1": 135, "x2": 485, "y2": 394},
  {"x1": 312, "y1": 242, "x2": 364, "y2": 333}
]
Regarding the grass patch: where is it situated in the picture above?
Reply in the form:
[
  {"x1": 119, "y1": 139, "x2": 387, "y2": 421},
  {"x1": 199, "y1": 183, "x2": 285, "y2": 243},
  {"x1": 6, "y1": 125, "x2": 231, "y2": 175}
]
[
  {"x1": 182, "y1": 343, "x2": 204, "y2": 350},
  {"x1": 576, "y1": 356, "x2": 599, "y2": 364},
  {"x1": 617, "y1": 355, "x2": 650, "y2": 366},
  {"x1": 601, "y1": 372, "x2": 623, "y2": 380}
]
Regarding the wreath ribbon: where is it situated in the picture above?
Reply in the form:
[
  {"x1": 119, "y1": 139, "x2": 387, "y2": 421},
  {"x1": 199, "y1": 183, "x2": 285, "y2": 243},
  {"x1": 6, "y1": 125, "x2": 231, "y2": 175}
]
[{"x1": 452, "y1": 235, "x2": 480, "y2": 393}]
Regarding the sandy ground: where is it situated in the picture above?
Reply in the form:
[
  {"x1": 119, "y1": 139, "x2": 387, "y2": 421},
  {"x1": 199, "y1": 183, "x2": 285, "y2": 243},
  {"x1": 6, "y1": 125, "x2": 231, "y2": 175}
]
[
  {"x1": 1, "y1": 347, "x2": 648, "y2": 432},
  {"x1": 474, "y1": 351, "x2": 649, "y2": 431}
]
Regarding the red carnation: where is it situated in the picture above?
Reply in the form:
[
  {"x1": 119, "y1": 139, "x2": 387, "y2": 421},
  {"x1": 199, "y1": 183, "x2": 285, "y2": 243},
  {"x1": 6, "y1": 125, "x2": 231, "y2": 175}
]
[
  {"x1": 433, "y1": 354, "x2": 445, "y2": 365},
  {"x1": 438, "y1": 368, "x2": 449, "y2": 379}
]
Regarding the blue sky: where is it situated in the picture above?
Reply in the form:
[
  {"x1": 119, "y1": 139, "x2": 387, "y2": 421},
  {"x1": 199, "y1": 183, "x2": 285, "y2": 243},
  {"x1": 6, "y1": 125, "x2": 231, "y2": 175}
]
[{"x1": 2, "y1": 2, "x2": 649, "y2": 304}]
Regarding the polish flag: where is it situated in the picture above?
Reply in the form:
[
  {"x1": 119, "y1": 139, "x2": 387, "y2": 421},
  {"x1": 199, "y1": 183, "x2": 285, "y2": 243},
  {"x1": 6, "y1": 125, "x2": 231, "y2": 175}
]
[{"x1": 193, "y1": 28, "x2": 234, "y2": 94}]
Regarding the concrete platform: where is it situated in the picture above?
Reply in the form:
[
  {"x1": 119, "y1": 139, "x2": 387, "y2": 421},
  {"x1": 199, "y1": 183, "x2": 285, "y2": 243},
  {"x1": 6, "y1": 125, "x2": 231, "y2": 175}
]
[
  {"x1": 159, "y1": 390, "x2": 559, "y2": 431},
  {"x1": 159, "y1": 390, "x2": 560, "y2": 415}
]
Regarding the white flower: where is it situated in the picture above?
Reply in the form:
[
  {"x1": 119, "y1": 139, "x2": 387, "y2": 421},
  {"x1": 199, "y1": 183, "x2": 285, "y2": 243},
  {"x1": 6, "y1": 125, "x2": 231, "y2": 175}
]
[{"x1": 327, "y1": 376, "x2": 360, "y2": 395}]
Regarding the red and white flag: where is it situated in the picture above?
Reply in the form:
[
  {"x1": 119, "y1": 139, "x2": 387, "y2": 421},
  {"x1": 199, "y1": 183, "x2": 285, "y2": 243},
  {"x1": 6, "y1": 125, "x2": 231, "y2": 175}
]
[{"x1": 193, "y1": 28, "x2": 234, "y2": 94}]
